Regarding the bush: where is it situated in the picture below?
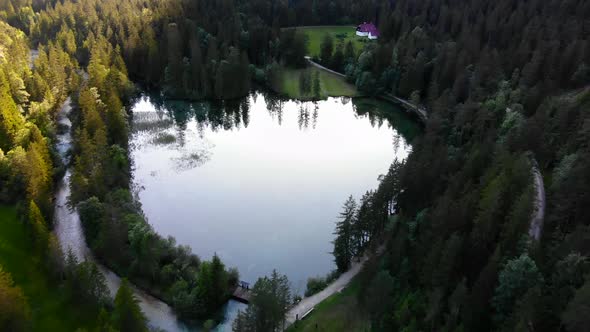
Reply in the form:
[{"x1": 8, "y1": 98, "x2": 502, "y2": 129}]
[{"x1": 304, "y1": 270, "x2": 341, "y2": 297}]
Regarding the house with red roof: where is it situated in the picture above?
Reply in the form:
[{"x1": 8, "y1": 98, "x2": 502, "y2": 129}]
[{"x1": 356, "y1": 22, "x2": 379, "y2": 40}]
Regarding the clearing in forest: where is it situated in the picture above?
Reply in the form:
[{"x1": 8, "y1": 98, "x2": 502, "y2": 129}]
[
  {"x1": 290, "y1": 26, "x2": 370, "y2": 57},
  {"x1": 273, "y1": 65, "x2": 358, "y2": 100}
]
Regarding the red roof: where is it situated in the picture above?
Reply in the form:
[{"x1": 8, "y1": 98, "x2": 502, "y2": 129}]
[{"x1": 356, "y1": 22, "x2": 379, "y2": 37}]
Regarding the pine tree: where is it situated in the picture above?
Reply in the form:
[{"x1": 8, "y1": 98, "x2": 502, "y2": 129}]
[
  {"x1": 312, "y1": 70, "x2": 321, "y2": 99},
  {"x1": 319, "y1": 33, "x2": 334, "y2": 65},
  {"x1": 562, "y1": 280, "x2": 590, "y2": 332},
  {"x1": 29, "y1": 200, "x2": 48, "y2": 254},
  {"x1": 299, "y1": 70, "x2": 311, "y2": 95},
  {"x1": 0, "y1": 265, "x2": 30, "y2": 332},
  {"x1": 232, "y1": 270, "x2": 290, "y2": 332},
  {"x1": 95, "y1": 308, "x2": 116, "y2": 332},
  {"x1": 209, "y1": 253, "x2": 228, "y2": 309},
  {"x1": 332, "y1": 196, "x2": 356, "y2": 272},
  {"x1": 492, "y1": 254, "x2": 543, "y2": 324},
  {"x1": 0, "y1": 68, "x2": 24, "y2": 151},
  {"x1": 344, "y1": 41, "x2": 355, "y2": 64},
  {"x1": 332, "y1": 43, "x2": 344, "y2": 72},
  {"x1": 112, "y1": 279, "x2": 147, "y2": 332}
]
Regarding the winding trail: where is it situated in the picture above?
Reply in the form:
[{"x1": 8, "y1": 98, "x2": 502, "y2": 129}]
[
  {"x1": 304, "y1": 57, "x2": 428, "y2": 123},
  {"x1": 304, "y1": 56, "x2": 347, "y2": 78},
  {"x1": 380, "y1": 93, "x2": 428, "y2": 123},
  {"x1": 284, "y1": 246, "x2": 383, "y2": 329},
  {"x1": 528, "y1": 157, "x2": 546, "y2": 241},
  {"x1": 53, "y1": 99, "x2": 188, "y2": 332}
]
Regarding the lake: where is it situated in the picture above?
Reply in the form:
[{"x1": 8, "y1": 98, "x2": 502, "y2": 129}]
[{"x1": 129, "y1": 91, "x2": 418, "y2": 329}]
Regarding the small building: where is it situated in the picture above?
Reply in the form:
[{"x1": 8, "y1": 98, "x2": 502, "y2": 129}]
[{"x1": 356, "y1": 22, "x2": 379, "y2": 40}]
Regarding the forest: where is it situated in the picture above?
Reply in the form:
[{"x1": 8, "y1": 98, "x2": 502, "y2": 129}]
[{"x1": 0, "y1": 0, "x2": 588, "y2": 331}]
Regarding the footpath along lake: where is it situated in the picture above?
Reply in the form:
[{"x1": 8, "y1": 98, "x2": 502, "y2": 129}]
[{"x1": 128, "y1": 91, "x2": 419, "y2": 330}]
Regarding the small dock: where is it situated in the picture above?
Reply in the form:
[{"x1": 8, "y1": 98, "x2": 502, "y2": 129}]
[{"x1": 232, "y1": 281, "x2": 252, "y2": 304}]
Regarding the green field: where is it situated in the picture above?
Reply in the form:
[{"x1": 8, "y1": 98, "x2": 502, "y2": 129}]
[
  {"x1": 274, "y1": 65, "x2": 359, "y2": 100},
  {"x1": 287, "y1": 276, "x2": 370, "y2": 332},
  {"x1": 292, "y1": 26, "x2": 371, "y2": 57},
  {"x1": 0, "y1": 206, "x2": 97, "y2": 331}
]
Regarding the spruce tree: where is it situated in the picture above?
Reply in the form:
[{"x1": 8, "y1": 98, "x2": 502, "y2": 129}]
[
  {"x1": 29, "y1": 200, "x2": 48, "y2": 255},
  {"x1": 112, "y1": 279, "x2": 147, "y2": 332},
  {"x1": 319, "y1": 33, "x2": 334, "y2": 66},
  {"x1": 312, "y1": 70, "x2": 321, "y2": 99},
  {"x1": 0, "y1": 265, "x2": 30, "y2": 332},
  {"x1": 332, "y1": 196, "x2": 357, "y2": 272}
]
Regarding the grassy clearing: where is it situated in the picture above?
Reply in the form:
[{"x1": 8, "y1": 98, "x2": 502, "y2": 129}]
[
  {"x1": 289, "y1": 26, "x2": 371, "y2": 57},
  {"x1": 287, "y1": 276, "x2": 370, "y2": 332},
  {"x1": 0, "y1": 206, "x2": 97, "y2": 331},
  {"x1": 274, "y1": 66, "x2": 358, "y2": 100}
]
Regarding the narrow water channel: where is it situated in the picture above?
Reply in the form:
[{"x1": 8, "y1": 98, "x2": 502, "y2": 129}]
[{"x1": 53, "y1": 99, "x2": 193, "y2": 332}]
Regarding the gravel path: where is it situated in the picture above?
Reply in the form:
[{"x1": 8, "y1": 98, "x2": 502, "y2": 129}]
[
  {"x1": 528, "y1": 158, "x2": 546, "y2": 241},
  {"x1": 284, "y1": 246, "x2": 382, "y2": 329},
  {"x1": 304, "y1": 57, "x2": 428, "y2": 122},
  {"x1": 304, "y1": 56, "x2": 347, "y2": 78}
]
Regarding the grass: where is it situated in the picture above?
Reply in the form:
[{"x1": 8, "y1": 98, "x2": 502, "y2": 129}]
[
  {"x1": 274, "y1": 25, "x2": 377, "y2": 100},
  {"x1": 274, "y1": 66, "x2": 359, "y2": 100},
  {"x1": 287, "y1": 26, "x2": 372, "y2": 57},
  {"x1": 286, "y1": 276, "x2": 370, "y2": 332},
  {"x1": 0, "y1": 206, "x2": 97, "y2": 331}
]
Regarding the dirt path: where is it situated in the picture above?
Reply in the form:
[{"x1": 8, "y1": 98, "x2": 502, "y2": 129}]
[
  {"x1": 528, "y1": 158, "x2": 546, "y2": 241},
  {"x1": 304, "y1": 56, "x2": 347, "y2": 78},
  {"x1": 380, "y1": 93, "x2": 428, "y2": 122},
  {"x1": 304, "y1": 57, "x2": 428, "y2": 123},
  {"x1": 284, "y1": 246, "x2": 382, "y2": 329}
]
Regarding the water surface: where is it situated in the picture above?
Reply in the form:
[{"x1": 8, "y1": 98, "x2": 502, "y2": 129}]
[{"x1": 130, "y1": 92, "x2": 418, "y2": 296}]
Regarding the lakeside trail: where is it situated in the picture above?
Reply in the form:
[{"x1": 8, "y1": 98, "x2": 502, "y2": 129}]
[
  {"x1": 304, "y1": 57, "x2": 428, "y2": 122},
  {"x1": 284, "y1": 245, "x2": 384, "y2": 329},
  {"x1": 304, "y1": 56, "x2": 347, "y2": 78}
]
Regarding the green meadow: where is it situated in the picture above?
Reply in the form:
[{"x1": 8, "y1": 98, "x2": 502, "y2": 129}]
[
  {"x1": 273, "y1": 65, "x2": 358, "y2": 100},
  {"x1": 292, "y1": 26, "x2": 372, "y2": 57}
]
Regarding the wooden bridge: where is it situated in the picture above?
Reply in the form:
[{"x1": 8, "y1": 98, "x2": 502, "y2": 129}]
[{"x1": 232, "y1": 281, "x2": 252, "y2": 303}]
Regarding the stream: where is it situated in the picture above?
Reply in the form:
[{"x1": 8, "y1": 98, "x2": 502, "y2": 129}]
[{"x1": 53, "y1": 98, "x2": 194, "y2": 331}]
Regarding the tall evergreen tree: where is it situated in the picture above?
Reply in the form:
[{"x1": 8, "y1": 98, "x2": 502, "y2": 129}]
[
  {"x1": 0, "y1": 265, "x2": 30, "y2": 332},
  {"x1": 312, "y1": 70, "x2": 321, "y2": 99},
  {"x1": 232, "y1": 270, "x2": 290, "y2": 332},
  {"x1": 332, "y1": 196, "x2": 356, "y2": 272},
  {"x1": 28, "y1": 200, "x2": 48, "y2": 254},
  {"x1": 319, "y1": 33, "x2": 334, "y2": 65},
  {"x1": 112, "y1": 279, "x2": 147, "y2": 332}
]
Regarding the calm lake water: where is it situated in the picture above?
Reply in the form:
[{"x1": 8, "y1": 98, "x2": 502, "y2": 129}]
[{"x1": 129, "y1": 91, "x2": 418, "y2": 329}]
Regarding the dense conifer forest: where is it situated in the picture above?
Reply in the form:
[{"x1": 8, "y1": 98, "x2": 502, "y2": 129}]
[{"x1": 0, "y1": 0, "x2": 589, "y2": 331}]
